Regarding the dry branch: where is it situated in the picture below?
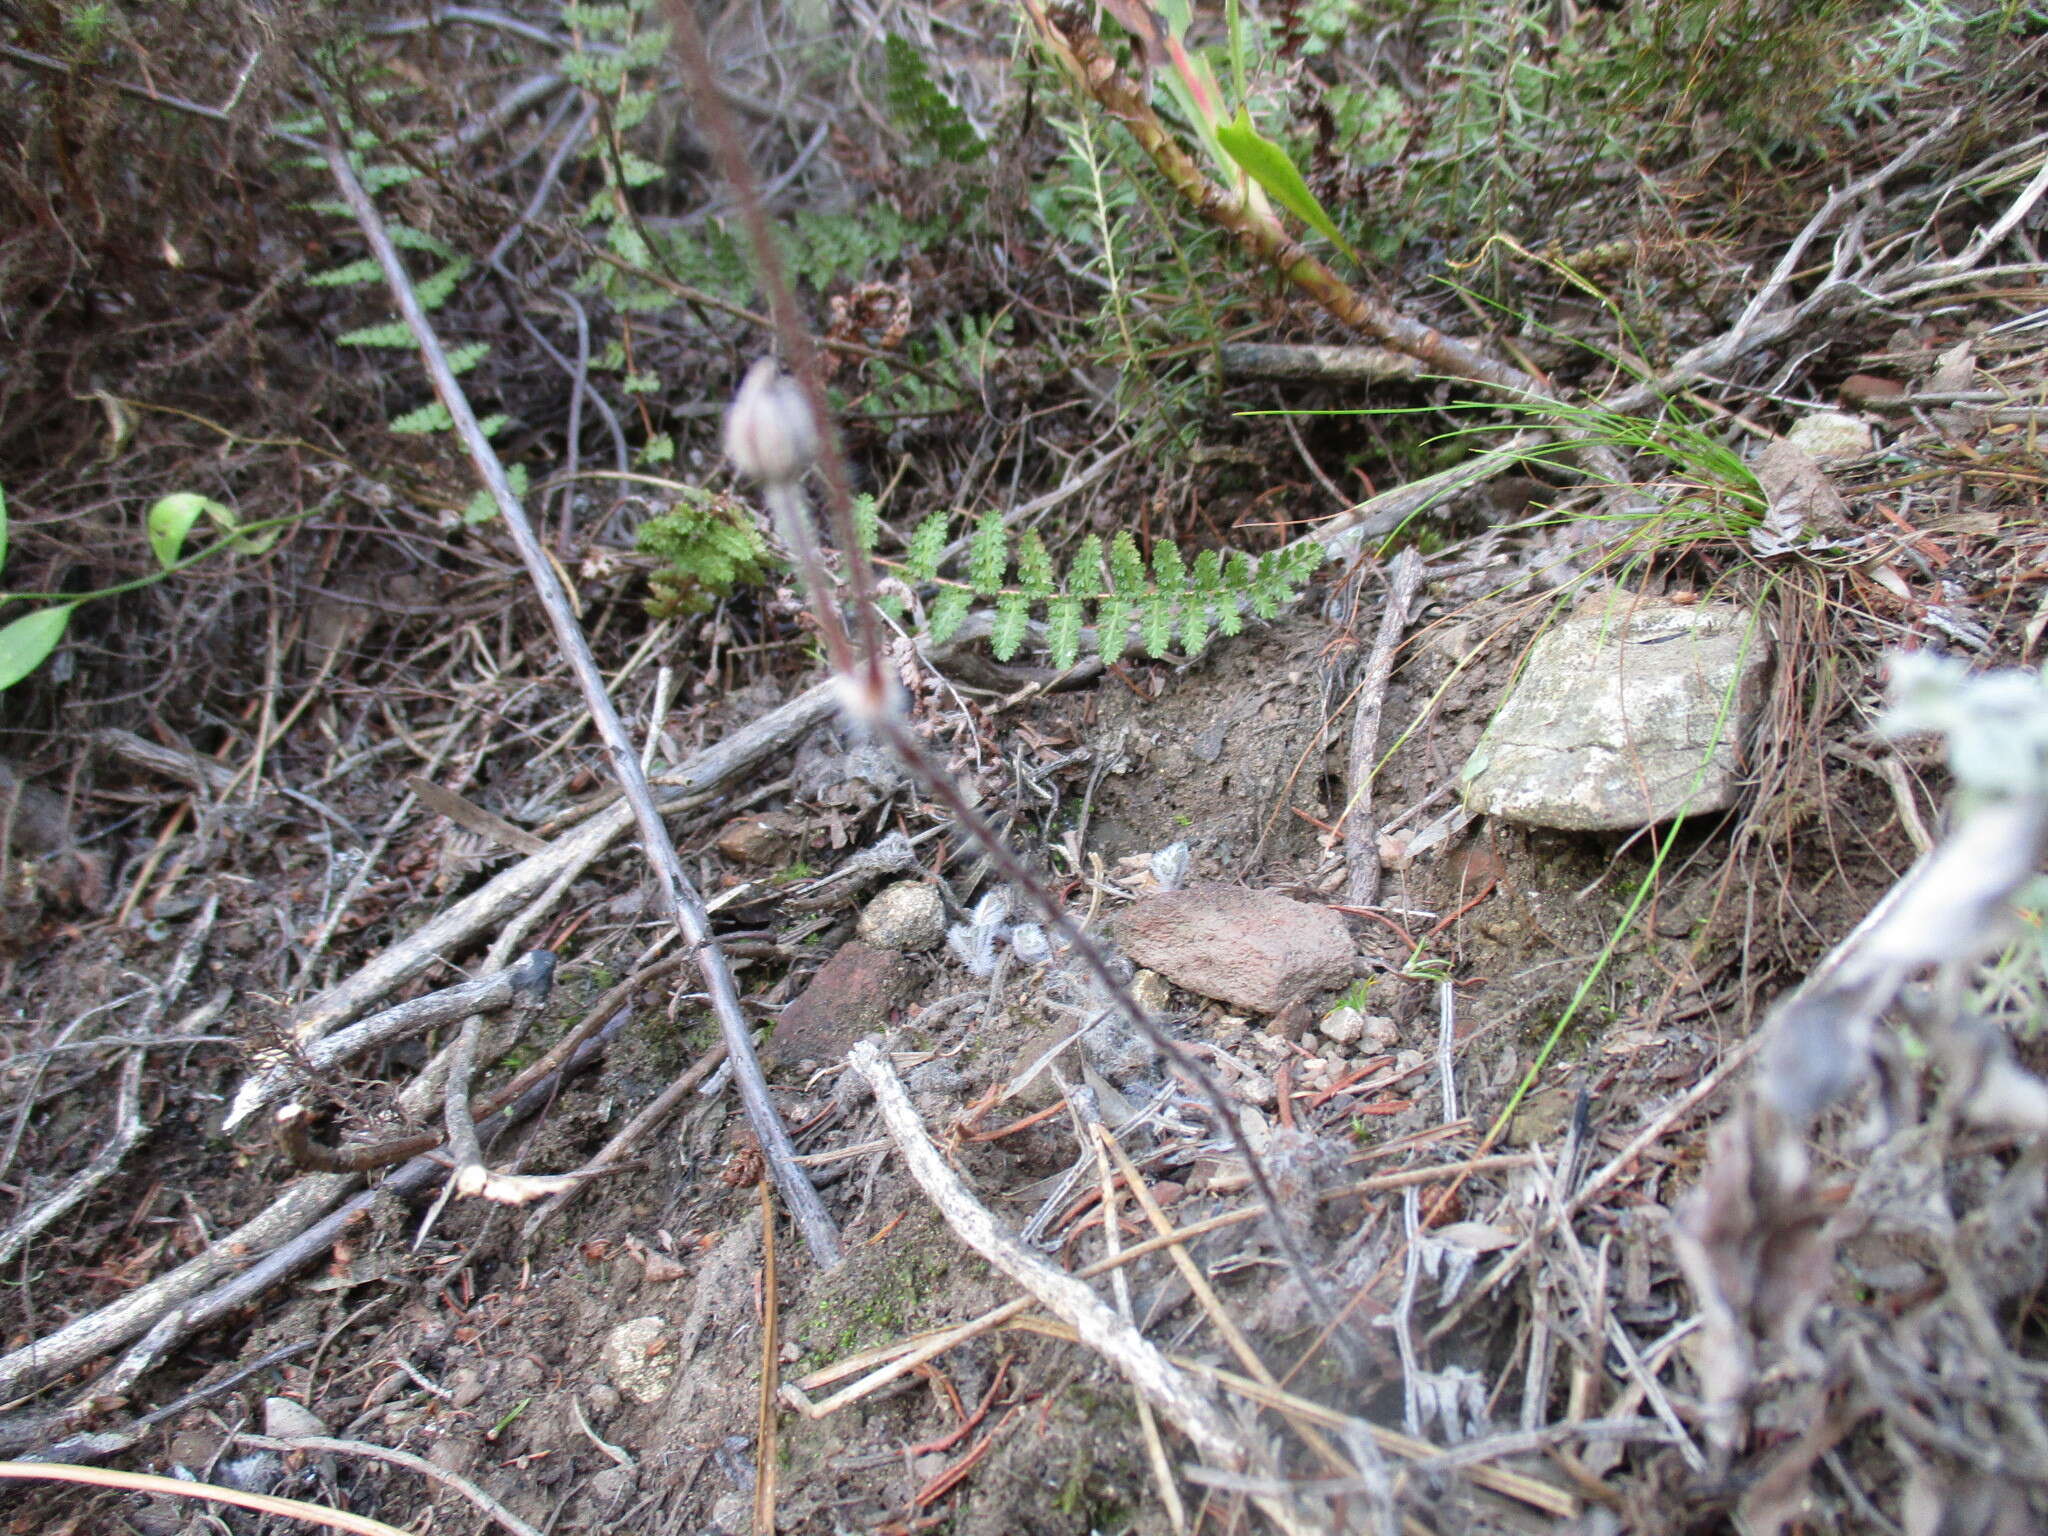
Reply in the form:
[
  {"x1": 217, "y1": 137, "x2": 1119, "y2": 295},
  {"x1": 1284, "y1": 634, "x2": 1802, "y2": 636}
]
[
  {"x1": 851, "y1": 1042, "x2": 1323, "y2": 1536},
  {"x1": 1343, "y1": 549, "x2": 1425, "y2": 908},
  {"x1": 222, "y1": 678, "x2": 836, "y2": 1132},
  {"x1": 0, "y1": 1007, "x2": 622, "y2": 1418},
  {"x1": 313, "y1": 110, "x2": 839, "y2": 1264}
]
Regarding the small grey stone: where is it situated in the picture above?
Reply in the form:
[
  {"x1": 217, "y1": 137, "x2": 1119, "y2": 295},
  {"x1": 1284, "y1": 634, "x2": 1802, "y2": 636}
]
[
  {"x1": 587, "y1": 1464, "x2": 638, "y2": 1509},
  {"x1": 447, "y1": 1366, "x2": 486, "y2": 1409},
  {"x1": 1319, "y1": 1006, "x2": 1366, "y2": 1045},
  {"x1": 602, "y1": 1317, "x2": 676, "y2": 1404},
  {"x1": 1785, "y1": 410, "x2": 1873, "y2": 460},
  {"x1": 856, "y1": 880, "x2": 945, "y2": 952}
]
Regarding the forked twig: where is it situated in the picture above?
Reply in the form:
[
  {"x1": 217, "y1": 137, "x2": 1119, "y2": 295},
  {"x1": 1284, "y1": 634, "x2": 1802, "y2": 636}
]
[{"x1": 311, "y1": 89, "x2": 840, "y2": 1268}]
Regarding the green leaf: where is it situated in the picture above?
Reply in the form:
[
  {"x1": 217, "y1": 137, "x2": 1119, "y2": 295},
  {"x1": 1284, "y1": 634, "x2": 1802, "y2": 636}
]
[
  {"x1": 390, "y1": 402, "x2": 454, "y2": 435},
  {"x1": 338, "y1": 321, "x2": 415, "y2": 348},
  {"x1": 0, "y1": 603, "x2": 75, "y2": 690},
  {"x1": 1150, "y1": 537, "x2": 1185, "y2": 595},
  {"x1": 1046, "y1": 595, "x2": 1082, "y2": 672},
  {"x1": 465, "y1": 463, "x2": 527, "y2": 526},
  {"x1": 967, "y1": 511, "x2": 1007, "y2": 592},
  {"x1": 1181, "y1": 597, "x2": 1211, "y2": 656},
  {"x1": 928, "y1": 585, "x2": 974, "y2": 646},
  {"x1": 444, "y1": 342, "x2": 490, "y2": 376},
  {"x1": 1141, "y1": 593, "x2": 1175, "y2": 657},
  {"x1": 991, "y1": 591, "x2": 1029, "y2": 661},
  {"x1": 1070, "y1": 534, "x2": 1104, "y2": 599},
  {"x1": 146, "y1": 492, "x2": 234, "y2": 569},
  {"x1": 906, "y1": 512, "x2": 948, "y2": 582},
  {"x1": 1109, "y1": 531, "x2": 1146, "y2": 595},
  {"x1": 1215, "y1": 107, "x2": 1363, "y2": 266},
  {"x1": 1096, "y1": 596, "x2": 1130, "y2": 664},
  {"x1": 851, "y1": 493, "x2": 881, "y2": 553},
  {"x1": 307, "y1": 257, "x2": 383, "y2": 288},
  {"x1": 1017, "y1": 531, "x2": 1055, "y2": 599}
]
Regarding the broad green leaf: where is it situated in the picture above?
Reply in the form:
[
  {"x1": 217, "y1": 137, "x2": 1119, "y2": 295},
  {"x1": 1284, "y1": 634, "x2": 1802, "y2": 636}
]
[
  {"x1": 1215, "y1": 107, "x2": 1362, "y2": 266},
  {"x1": 0, "y1": 603, "x2": 75, "y2": 690},
  {"x1": 147, "y1": 492, "x2": 234, "y2": 569}
]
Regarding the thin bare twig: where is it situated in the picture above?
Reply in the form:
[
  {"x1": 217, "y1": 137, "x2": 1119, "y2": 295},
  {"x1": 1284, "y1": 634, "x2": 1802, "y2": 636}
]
[
  {"x1": 312, "y1": 94, "x2": 840, "y2": 1267},
  {"x1": 1344, "y1": 548, "x2": 1425, "y2": 907},
  {"x1": 850, "y1": 1042, "x2": 1320, "y2": 1536}
]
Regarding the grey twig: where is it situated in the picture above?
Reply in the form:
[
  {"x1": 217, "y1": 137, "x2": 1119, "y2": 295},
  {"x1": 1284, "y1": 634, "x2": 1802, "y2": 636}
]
[
  {"x1": 312, "y1": 93, "x2": 841, "y2": 1268},
  {"x1": 1343, "y1": 547, "x2": 1424, "y2": 908}
]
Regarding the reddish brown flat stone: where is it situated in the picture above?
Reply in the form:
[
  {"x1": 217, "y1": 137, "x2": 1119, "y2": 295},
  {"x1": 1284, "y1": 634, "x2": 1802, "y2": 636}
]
[
  {"x1": 1113, "y1": 885, "x2": 1353, "y2": 1014},
  {"x1": 767, "y1": 941, "x2": 920, "y2": 1065}
]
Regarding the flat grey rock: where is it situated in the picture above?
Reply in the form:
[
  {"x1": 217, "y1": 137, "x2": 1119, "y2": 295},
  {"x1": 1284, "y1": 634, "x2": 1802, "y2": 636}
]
[{"x1": 1460, "y1": 595, "x2": 1771, "y2": 832}]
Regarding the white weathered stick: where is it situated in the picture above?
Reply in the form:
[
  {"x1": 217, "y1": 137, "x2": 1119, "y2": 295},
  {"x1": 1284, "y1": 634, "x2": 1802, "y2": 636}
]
[{"x1": 850, "y1": 1042, "x2": 1322, "y2": 1536}]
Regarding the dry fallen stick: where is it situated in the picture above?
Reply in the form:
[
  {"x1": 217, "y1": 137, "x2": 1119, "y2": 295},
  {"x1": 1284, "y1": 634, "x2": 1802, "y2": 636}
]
[
  {"x1": 850, "y1": 1042, "x2": 1320, "y2": 1536},
  {"x1": 1343, "y1": 548, "x2": 1425, "y2": 908},
  {"x1": 232, "y1": 951, "x2": 555, "y2": 1135},
  {"x1": 310, "y1": 109, "x2": 840, "y2": 1266},
  {"x1": 221, "y1": 678, "x2": 835, "y2": 1132},
  {"x1": 0, "y1": 1461, "x2": 410, "y2": 1536},
  {"x1": 233, "y1": 1432, "x2": 542, "y2": 1536},
  {"x1": 0, "y1": 1008, "x2": 624, "y2": 1415}
]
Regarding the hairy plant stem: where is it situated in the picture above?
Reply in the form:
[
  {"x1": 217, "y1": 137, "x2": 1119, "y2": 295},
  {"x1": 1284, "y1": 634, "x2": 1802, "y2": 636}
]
[{"x1": 664, "y1": 8, "x2": 1349, "y2": 1342}]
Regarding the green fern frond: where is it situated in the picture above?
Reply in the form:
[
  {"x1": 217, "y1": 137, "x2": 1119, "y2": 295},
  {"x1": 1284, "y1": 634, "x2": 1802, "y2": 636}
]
[
  {"x1": 881, "y1": 34, "x2": 987, "y2": 165},
  {"x1": 883, "y1": 513, "x2": 1323, "y2": 673},
  {"x1": 338, "y1": 320, "x2": 415, "y2": 348}
]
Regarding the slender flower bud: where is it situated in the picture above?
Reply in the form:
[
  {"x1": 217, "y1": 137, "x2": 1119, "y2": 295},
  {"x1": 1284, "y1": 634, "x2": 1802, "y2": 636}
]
[{"x1": 722, "y1": 358, "x2": 820, "y2": 487}]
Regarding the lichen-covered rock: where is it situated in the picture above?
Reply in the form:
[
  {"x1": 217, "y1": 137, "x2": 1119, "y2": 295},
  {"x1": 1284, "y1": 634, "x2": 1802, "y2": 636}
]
[
  {"x1": 1114, "y1": 885, "x2": 1353, "y2": 1013},
  {"x1": 1460, "y1": 594, "x2": 1770, "y2": 832},
  {"x1": 857, "y1": 879, "x2": 945, "y2": 951}
]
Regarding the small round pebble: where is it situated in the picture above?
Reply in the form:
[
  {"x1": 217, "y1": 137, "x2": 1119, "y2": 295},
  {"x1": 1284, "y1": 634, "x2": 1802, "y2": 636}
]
[{"x1": 857, "y1": 880, "x2": 945, "y2": 952}]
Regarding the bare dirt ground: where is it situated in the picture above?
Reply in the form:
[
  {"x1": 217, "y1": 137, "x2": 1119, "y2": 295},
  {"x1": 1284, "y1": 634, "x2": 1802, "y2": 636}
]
[{"x1": 3, "y1": 3, "x2": 2048, "y2": 1534}]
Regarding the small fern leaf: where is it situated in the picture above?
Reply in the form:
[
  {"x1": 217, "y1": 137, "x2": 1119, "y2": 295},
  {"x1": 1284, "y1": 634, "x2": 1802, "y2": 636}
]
[
  {"x1": 851, "y1": 493, "x2": 881, "y2": 554},
  {"x1": 1251, "y1": 549, "x2": 1297, "y2": 619},
  {"x1": 1109, "y1": 531, "x2": 1146, "y2": 595},
  {"x1": 1150, "y1": 537, "x2": 1185, "y2": 594},
  {"x1": 1141, "y1": 593, "x2": 1175, "y2": 658},
  {"x1": 905, "y1": 511, "x2": 948, "y2": 582},
  {"x1": 1046, "y1": 596, "x2": 1083, "y2": 672},
  {"x1": 338, "y1": 320, "x2": 415, "y2": 348},
  {"x1": 390, "y1": 401, "x2": 453, "y2": 434},
  {"x1": 991, "y1": 591, "x2": 1029, "y2": 661},
  {"x1": 928, "y1": 585, "x2": 974, "y2": 646},
  {"x1": 1192, "y1": 547, "x2": 1223, "y2": 600},
  {"x1": 967, "y1": 510, "x2": 1007, "y2": 592},
  {"x1": 1017, "y1": 531, "x2": 1055, "y2": 600},
  {"x1": 1096, "y1": 596, "x2": 1130, "y2": 664},
  {"x1": 445, "y1": 342, "x2": 489, "y2": 375},
  {"x1": 307, "y1": 257, "x2": 383, "y2": 288},
  {"x1": 1069, "y1": 533, "x2": 1104, "y2": 600},
  {"x1": 1181, "y1": 599, "x2": 1211, "y2": 656}
]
